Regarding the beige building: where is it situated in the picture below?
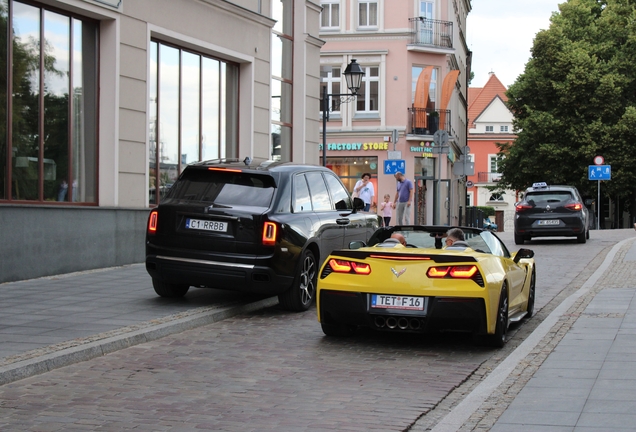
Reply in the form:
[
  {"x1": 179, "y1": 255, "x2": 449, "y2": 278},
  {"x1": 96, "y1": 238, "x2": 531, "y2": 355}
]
[{"x1": 0, "y1": 0, "x2": 323, "y2": 282}]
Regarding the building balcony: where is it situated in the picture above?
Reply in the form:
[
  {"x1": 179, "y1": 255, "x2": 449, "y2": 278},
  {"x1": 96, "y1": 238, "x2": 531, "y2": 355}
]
[
  {"x1": 477, "y1": 172, "x2": 502, "y2": 183},
  {"x1": 406, "y1": 108, "x2": 450, "y2": 137},
  {"x1": 408, "y1": 17, "x2": 453, "y2": 53}
]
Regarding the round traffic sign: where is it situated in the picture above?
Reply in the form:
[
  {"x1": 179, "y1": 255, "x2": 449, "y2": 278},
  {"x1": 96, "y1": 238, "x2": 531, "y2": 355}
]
[
  {"x1": 594, "y1": 155, "x2": 604, "y2": 165},
  {"x1": 466, "y1": 180, "x2": 474, "y2": 188}
]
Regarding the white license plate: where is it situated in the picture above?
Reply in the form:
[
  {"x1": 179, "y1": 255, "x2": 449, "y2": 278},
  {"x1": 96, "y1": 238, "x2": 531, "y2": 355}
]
[
  {"x1": 538, "y1": 220, "x2": 560, "y2": 226},
  {"x1": 371, "y1": 295, "x2": 426, "y2": 311},
  {"x1": 185, "y1": 218, "x2": 228, "y2": 232}
]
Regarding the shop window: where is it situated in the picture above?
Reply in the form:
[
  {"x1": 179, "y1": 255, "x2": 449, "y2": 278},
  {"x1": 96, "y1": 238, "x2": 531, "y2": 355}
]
[
  {"x1": 2, "y1": 2, "x2": 98, "y2": 203},
  {"x1": 271, "y1": 0, "x2": 293, "y2": 162},
  {"x1": 149, "y1": 41, "x2": 239, "y2": 205},
  {"x1": 326, "y1": 156, "x2": 378, "y2": 195}
]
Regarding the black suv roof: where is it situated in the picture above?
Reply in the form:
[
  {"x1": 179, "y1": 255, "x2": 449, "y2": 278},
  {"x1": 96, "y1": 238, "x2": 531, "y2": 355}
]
[{"x1": 188, "y1": 157, "x2": 330, "y2": 174}]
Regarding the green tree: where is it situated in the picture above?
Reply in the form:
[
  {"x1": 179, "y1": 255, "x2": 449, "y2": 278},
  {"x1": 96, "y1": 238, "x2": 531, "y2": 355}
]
[{"x1": 498, "y1": 0, "x2": 636, "y2": 215}]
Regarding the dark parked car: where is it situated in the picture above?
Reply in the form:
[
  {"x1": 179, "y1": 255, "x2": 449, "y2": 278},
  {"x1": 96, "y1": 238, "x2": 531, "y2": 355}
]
[
  {"x1": 145, "y1": 158, "x2": 382, "y2": 311},
  {"x1": 514, "y1": 182, "x2": 589, "y2": 244}
]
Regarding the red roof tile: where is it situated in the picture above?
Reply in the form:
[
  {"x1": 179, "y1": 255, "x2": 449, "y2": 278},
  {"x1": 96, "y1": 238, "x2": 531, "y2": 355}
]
[{"x1": 468, "y1": 73, "x2": 508, "y2": 129}]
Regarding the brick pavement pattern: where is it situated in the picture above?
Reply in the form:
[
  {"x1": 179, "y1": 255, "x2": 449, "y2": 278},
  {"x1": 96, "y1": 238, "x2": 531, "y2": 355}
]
[{"x1": 0, "y1": 307, "x2": 495, "y2": 431}]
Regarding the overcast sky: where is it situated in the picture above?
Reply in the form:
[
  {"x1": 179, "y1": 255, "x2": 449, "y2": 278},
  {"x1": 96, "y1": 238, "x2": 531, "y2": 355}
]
[{"x1": 467, "y1": 0, "x2": 563, "y2": 88}]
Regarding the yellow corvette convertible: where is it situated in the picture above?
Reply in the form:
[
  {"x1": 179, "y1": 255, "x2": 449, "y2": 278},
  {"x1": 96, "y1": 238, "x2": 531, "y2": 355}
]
[{"x1": 317, "y1": 226, "x2": 535, "y2": 347}]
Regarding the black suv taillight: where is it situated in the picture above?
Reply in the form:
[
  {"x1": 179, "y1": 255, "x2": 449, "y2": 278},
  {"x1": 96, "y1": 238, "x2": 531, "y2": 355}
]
[
  {"x1": 262, "y1": 221, "x2": 278, "y2": 246},
  {"x1": 148, "y1": 210, "x2": 158, "y2": 234}
]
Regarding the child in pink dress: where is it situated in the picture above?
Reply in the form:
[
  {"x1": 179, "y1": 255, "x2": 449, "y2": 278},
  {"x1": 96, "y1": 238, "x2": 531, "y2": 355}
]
[{"x1": 380, "y1": 194, "x2": 394, "y2": 227}]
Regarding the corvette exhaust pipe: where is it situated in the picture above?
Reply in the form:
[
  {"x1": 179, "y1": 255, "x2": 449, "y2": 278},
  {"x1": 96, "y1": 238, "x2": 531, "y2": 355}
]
[
  {"x1": 386, "y1": 317, "x2": 398, "y2": 329},
  {"x1": 409, "y1": 319, "x2": 421, "y2": 330},
  {"x1": 398, "y1": 318, "x2": 409, "y2": 330},
  {"x1": 374, "y1": 316, "x2": 386, "y2": 328}
]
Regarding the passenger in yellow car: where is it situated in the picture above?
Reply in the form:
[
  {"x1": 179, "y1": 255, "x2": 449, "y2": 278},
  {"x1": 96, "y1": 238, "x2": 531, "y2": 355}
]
[
  {"x1": 390, "y1": 232, "x2": 407, "y2": 246},
  {"x1": 445, "y1": 228, "x2": 470, "y2": 249}
]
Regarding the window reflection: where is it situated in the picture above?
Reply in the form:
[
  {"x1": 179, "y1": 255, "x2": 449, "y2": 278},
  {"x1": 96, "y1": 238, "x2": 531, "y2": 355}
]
[
  {"x1": 4, "y1": 1, "x2": 97, "y2": 203},
  {"x1": 271, "y1": 0, "x2": 292, "y2": 162},
  {"x1": 149, "y1": 40, "x2": 238, "y2": 205}
]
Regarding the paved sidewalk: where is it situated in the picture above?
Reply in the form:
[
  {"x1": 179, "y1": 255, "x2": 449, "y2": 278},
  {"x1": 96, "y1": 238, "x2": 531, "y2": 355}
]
[
  {"x1": 0, "y1": 264, "x2": 277, "y2": 385},
  {"x1": 432, "y1": 235, "x2": 636, "y2": 431}
]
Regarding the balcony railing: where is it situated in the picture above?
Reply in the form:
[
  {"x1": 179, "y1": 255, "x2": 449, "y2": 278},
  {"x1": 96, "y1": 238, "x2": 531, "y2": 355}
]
[
  {"x1": 409, "y1": 17, "x2": 453, "y2": 49},
  {"x1": 407, "y1": 108, "x2": 450, "y2": 136},
  {"x1": 477, "y1": 172, "x2": 502, "y2": 183}
]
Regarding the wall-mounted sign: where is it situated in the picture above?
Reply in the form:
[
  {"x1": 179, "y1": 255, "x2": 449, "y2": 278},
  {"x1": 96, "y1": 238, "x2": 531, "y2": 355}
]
[{"x1": 319, "y1": 142, "x2": 390, "y2": 151}]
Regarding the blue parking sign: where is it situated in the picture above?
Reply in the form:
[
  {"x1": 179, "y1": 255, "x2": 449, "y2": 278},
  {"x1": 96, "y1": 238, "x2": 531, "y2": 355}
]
[
  {"x1": 588, "y1": 165, "x2": 611, "y2": 180},
  {"x1": 384, "y1": 159, "x2": 405, "y2": 175}
]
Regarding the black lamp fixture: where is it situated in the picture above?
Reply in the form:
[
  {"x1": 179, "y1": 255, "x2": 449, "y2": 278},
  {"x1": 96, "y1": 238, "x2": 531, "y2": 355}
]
[{"x1": 321, "y1": 59, "x2": 365, "y2": 167}]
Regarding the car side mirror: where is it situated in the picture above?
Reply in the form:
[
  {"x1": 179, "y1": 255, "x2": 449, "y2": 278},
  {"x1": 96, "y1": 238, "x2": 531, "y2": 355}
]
[
  {"x1": 349, "y1": 240, "x2": 366, "y2": 249},
  {"x1": 513, "y1": 248, "x2": 534, "y2": 263},
  {"x1": 352, "y1": 197, "x2": 365, "y2": 211}
]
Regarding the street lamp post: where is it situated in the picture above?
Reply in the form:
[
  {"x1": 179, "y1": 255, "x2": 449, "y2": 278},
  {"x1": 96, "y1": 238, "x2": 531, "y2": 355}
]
[{"x1": 321, "y1": 59, "x2": 365, "y2": 167}]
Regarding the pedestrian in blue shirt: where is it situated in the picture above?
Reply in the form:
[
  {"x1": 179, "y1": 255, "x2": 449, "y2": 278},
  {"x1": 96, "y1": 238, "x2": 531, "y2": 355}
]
[{"x1": 393, "y1": 172, "x2": 413, "y2": 225}]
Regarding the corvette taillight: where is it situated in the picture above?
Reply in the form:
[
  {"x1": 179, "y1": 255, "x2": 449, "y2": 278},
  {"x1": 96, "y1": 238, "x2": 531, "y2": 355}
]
[
  {"x1": 262, "y1": 222, "x2": 278, "y2": 246},
  {"x1": 147, "y1": 210, "x2": 158, "y2": 234},
  {"x1": 328, "y1": 259, "x2": 371, "y2": 275},
  {"x1": 565, "y1": 202, "x2": 583, "y2": 211},
  {"x1": 427, "y1": 265, "x2": 478, "y2": 279}
]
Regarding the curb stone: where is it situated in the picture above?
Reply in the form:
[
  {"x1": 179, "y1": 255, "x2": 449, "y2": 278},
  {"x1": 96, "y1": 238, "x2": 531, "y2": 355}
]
[{"x1": 0, "y1": 296, "x2": 278, "y2": 386}]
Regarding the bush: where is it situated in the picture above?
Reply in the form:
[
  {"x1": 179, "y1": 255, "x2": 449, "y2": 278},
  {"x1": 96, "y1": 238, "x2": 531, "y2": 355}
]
[{"x1": 476, "y1": 206, "x2": 495, "y2": 217}]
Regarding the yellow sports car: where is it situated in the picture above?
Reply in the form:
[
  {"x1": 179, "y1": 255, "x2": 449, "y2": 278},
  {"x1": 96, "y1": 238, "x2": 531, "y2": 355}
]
[{"x1": 317, "y1": 226, "x2": 535, "y2": 347}]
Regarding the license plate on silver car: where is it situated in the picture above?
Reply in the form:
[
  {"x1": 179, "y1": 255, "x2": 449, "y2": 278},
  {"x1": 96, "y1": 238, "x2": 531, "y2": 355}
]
[
  {"x1": 185, "y1": 218, "x2": 228, "y2": 232},
  {"x1": 371, "y1": 294, "x2": 426, "y2": 311},
  {"x1": 538, "y1": 220, "x2": 560, "y2": 225}
]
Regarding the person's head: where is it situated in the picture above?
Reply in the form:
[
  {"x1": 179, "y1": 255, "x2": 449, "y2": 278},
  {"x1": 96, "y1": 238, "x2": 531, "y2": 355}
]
[
  {"x1": 361, "y1": 173, "x2": 371, "y2": 181},
  {"x1": 390, "y1": 232, "x2": 406, "y2": 246},
  {"x1": 394, "y1": 172, "x2": 404, "y2": 182},
  {"x1": 445, "y1": 228, "x2": 465, "y2": 247},
  {"x1": 384, "y1": 194, "x2": 390, "y2": 201}
]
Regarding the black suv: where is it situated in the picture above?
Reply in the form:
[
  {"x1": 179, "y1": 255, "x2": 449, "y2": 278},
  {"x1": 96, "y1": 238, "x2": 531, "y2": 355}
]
[
  {"x1": 514, "y1": 182, "x2": 589, "y2": 245},
  {"x1": 145, "y1": 158, "x2": 382, "y2": 311}
]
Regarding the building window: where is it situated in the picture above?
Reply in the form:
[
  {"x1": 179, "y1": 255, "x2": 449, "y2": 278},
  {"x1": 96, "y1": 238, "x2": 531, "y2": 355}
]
[
  {"x1": 500, "y1": 125, "x2": 509, "y2": 132},
  {"x1": 358, "y1": 0, "x2": 378, "y2": 28},
  {"x1": 149, "y1": 41, "x2": 239, "y2": 205},
  {"x1": 412, "y1": 65, "x2": 437, "y2": 108},
  {"x1": 489, "y1": 154, "x2": 502, "y2": 182},
  {"x1": 356, "y1": 65, "x2": 379, "y2": 114},
  {"x1": 320, "y1": 66, "x2": 342, "y2": 117},
  {"x1": 489, "y1": 192, "x2": 504, "y2": 202},
  {"x1": 418, "y1": 0, "x2": 434, "y2": 44},
  {"x1": 321, "y1": 0, "x2": 340, "y2": 29},
  {"x1": 271, "y1": 0, "x2": 293, "y2": 162},
  {"x1": 1, "y1": 2, "x2": 98, "y2": 203},
  {"x1": 485, "y1": 125, "x2": 494, "y2": 132}
]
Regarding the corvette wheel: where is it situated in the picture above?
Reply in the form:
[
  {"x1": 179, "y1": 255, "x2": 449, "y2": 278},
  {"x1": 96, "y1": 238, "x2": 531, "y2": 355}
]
[
  {"x1": 321, "y1": 322, "x2": 354, "y2": 337},
  {"x1": 487, "y1": 285, "x2": 509, "y2": 348},
  {"x1": 526, "y1": 269, "x2": 536, "y2": 318},
  {"x1": 278, "y1": 249, "x2": 317, "y2": 312}
]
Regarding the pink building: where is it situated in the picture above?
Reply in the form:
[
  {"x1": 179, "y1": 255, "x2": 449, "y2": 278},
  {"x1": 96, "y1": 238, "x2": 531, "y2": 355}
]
[
  {"x1": 467, "y1": 72, "x2": 518, "y2": 231},
  {"x1": 319, "y1": 0, "x2": 472, "y2": 226}
]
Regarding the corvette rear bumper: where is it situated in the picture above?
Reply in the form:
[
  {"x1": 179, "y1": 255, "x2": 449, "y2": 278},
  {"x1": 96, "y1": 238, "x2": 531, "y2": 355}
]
[{"x1": 319, "y1": 289, "x2": 488, "y2": 335}]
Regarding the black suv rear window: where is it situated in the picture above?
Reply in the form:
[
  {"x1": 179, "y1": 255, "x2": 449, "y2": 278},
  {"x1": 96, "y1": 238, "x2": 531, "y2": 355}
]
[{"x1": 166, "y1": 169, "x2": 276, "y2": 207}]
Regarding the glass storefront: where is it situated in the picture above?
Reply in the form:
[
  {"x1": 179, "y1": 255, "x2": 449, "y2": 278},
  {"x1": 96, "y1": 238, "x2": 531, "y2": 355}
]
[{"x1": 327, "y1": 156, "x2": 378, "y2": 195}]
